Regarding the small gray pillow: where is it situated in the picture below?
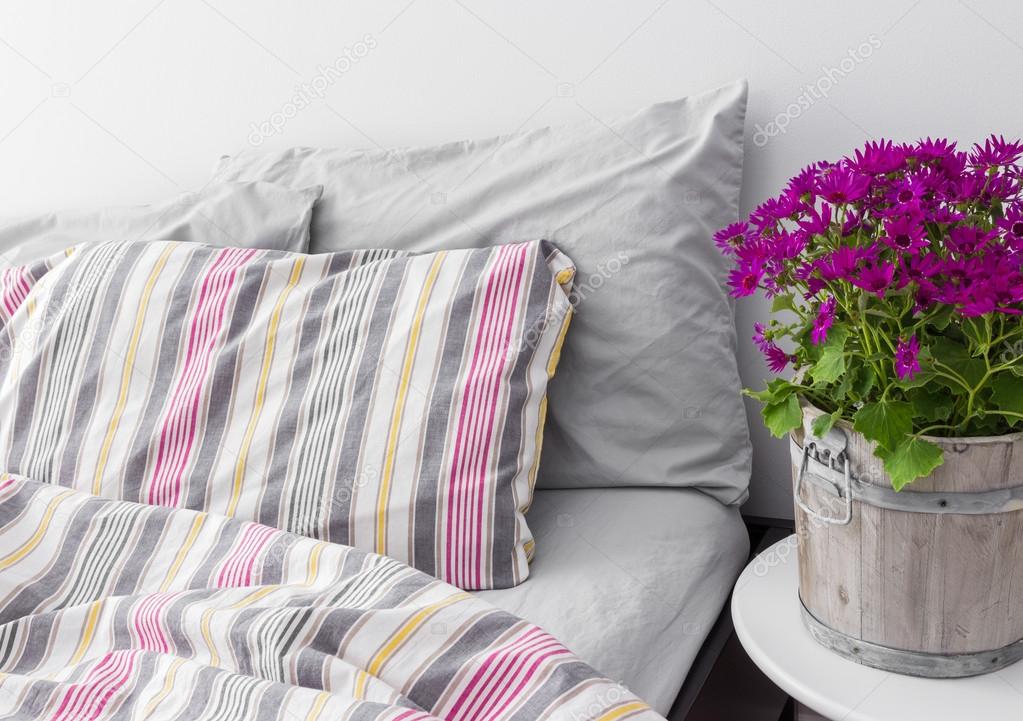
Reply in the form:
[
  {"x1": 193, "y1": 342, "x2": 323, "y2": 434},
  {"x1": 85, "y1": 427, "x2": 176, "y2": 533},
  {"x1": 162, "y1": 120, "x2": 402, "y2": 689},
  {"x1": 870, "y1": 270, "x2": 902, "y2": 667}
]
[
  {"x1": 0, "y1": 181, "x2": 322, "y2": 265},
  {"x1": 213, "y1": 82, "x2": 752, "y2": 505}
]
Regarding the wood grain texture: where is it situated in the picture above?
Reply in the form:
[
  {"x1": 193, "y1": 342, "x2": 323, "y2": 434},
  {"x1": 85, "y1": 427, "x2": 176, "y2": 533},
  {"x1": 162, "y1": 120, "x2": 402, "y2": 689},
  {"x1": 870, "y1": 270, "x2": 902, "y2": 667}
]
[{"x1": 794, "y1": 403, "x2": 1023, "y2": 656}]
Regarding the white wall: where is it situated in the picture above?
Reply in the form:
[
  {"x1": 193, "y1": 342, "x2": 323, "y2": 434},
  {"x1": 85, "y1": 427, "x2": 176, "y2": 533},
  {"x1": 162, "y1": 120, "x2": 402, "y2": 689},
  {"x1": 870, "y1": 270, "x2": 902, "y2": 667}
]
[{"x1": 3, "y1": 0, "x2": 1022, "y2": 518}]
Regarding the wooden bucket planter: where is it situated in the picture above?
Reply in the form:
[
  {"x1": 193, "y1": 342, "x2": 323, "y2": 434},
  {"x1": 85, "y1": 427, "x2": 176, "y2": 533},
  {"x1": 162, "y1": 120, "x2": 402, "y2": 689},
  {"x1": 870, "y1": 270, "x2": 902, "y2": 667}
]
[{"x1": 791, "y1": 402, "x2": 1023, "y2": 678}]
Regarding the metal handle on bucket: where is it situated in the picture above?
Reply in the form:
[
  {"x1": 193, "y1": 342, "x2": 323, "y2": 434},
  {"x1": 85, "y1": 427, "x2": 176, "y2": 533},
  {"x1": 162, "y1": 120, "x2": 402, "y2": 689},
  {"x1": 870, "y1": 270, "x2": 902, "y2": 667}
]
[{"x1": 794, "y1": 423, "x2": 853, "y2": 526}]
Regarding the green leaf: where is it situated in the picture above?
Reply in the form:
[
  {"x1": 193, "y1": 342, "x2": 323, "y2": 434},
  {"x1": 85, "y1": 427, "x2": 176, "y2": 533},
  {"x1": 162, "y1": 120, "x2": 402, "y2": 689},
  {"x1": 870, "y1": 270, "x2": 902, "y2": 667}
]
[
  {"x1": 990, "y1": 374, "x2": 1023, "y2": 427},
  {"x1": 875, "y1": 437, "x2": 944, "y2": 491},
  {"x1": 744, "y1": 378, "x2": 799, "y2": 404},
  {"x1": 896, "y1": 373, "x2": 934, "y2": 390},
  {"x1": 909, "y1": 387, "x2": 953, "y2": 423},
  {"x1": 929, "y1": 336, "x2": 985, "y2": 389},
  {"x1": 810, "y1": 410, "x2": 841, "y2": 437},
  {"x1": 771, "y1": 293, "x2": 798, "y2": 314},
  {"x1": 961, "y1": 317, "x2": 990, "y2": 357},
  {"x1": 809, "y1": 326, "x2": 849, "y2": 385},
  {"x1": 761, "y1": 394, "x2": 802, "y2": 439},
  {"x1": 849, "y1": 365, "x2": 877, "y2": 400},
  {"x1": 929, "y1": 305, "x2": 954, "y2": 330},
  {"x1": 853, "y1": 400, "x2": 913, "y2": 451}
]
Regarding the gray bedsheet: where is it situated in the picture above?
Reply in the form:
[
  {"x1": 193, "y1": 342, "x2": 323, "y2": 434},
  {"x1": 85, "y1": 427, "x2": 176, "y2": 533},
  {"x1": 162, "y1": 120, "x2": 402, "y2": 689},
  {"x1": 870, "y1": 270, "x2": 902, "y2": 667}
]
[{"x1": 474, "y1": 487, "x2": 749, "y2": 714}]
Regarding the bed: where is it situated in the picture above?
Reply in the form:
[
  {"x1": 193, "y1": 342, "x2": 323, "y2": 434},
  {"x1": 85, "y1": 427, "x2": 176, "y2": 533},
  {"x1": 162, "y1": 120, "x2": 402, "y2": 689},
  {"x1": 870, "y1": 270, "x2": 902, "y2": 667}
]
[
  {"x1": 476, "y1": 488, "x2": 749, "y2": 714},
  {"x1": 0, "y1": 82, "x2": 753, "y2": 721}
]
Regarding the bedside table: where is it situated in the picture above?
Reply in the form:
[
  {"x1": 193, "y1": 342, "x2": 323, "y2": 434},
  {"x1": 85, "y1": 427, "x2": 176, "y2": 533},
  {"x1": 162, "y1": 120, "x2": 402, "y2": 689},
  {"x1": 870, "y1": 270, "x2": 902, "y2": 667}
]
[{"x1": 731, "y1": 535, "x2": 1023, "y2": 721}]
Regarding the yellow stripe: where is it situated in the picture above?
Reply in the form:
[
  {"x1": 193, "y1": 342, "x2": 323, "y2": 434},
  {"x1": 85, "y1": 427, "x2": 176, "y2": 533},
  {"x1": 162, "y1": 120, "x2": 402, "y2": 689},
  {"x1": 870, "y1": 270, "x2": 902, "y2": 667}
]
[
  {"x1": 304, "y1": 691, "x2": 333, "y2": 721},
  {"x1": 0, "y1": 490, "x2": 75, "y2": 570},
  {"x1": 228, "y1": 585, "x2": 280, "y2": 609},
  {"x1": 353, "y1": 669, "x2": 373, "y2": 700},
  {"x1": 375, "y1": 252, "x2": 446, "y2": 554},
  {"x1": 363, "y1": 591, "x2": 468, "y2": 682},
  {"x1": 159, "y1": 514, "x2": 206, "y2": 592},
  {"x1": 69, "y1": 600, "x2": 104, "y2": 664},
  {"x1": 141, "y1": 657, "x2": 185, "y2": 717},
  {"x1": 93, "y1": 243, "x2": 176, "y2": 494},
  {"x1": 228, "y1": 258, "x2": 305, "y2": 517},
  {"x1": 523, "y1": 538, "x2": 535, "y2": 561},
  {"x1": 200, "y1": 608, "x2": 219, "y2": 667},
  {"x1": 595, "y1": 702, "x2": 649, "y2": 721},
  {"x1": 305, "y1": 543, "x2": 324, "y2": 585}
]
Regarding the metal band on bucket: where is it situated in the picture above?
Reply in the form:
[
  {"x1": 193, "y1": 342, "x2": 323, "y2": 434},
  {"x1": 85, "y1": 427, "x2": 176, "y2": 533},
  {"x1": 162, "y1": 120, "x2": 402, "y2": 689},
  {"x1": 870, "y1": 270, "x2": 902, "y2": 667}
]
[
  {"x1": 791, "y1": 437, "x2": 1023, "y2": 518},
  {"x1": 799, "y1": 598, "x2": 1023, "y2": 678}
]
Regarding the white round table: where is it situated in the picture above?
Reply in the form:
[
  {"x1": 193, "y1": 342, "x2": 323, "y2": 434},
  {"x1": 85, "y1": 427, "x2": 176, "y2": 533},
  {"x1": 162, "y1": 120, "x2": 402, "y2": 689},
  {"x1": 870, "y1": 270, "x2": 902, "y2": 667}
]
[{"x1": 731, "y1": 535, "x2": 1023, "y2": 721}]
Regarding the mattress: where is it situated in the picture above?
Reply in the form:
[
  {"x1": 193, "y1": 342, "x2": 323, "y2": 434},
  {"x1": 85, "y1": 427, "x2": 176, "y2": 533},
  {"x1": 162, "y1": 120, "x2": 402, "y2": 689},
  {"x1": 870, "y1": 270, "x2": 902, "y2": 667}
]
[{"x1": 474, "y1": 487, "x2": 750, "y2": 714}]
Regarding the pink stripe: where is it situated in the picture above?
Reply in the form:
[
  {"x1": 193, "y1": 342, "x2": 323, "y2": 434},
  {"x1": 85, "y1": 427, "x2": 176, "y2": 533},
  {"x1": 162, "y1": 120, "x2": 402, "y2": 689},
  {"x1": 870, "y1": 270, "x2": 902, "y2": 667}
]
[
  {"x1": 459, "y1": 634, "x2": 556, "y2": 721},
  {"x1": 131, "y1": 592, "x2": 178, "y2": 654},
  {"x1": 466, "y1": 245, "x2": 525, "y2": 585},
  {"x1": 50, "y1": 650, "x2": 138, "y2": 721},
  {"x1": 446, "y1": 243, "x2": 527, "y2": 587},
  {"x1": 0, "y1": 267, "x2": 32, "y2": 316},
  {"x1": 446, "y1": 628, "x2": 542, "y2": 720},
  {"x1": 469, "y1": 245, "x2": 527, "y2": 587},
  {"x1": 151, "y1": 248, "x2": 248, "y2": 505},
  {"x1": 151, "y1": 249, "x2": 247, "y2": 504},
  {"x1": 444, "y1": 246, "x2": 515, "y2": 586},
  {"x1": 452, "y1": 247, "x2": 510, "y2": 586},
  {"x1": 478, "y1": 642, "x2": 571, "y2": 721},
  {"x1": 216, "y1": 523, "x2": 277, "y2": 588},
  {"x1": 147, "y1": 248, "x2": 257, "y2": 506}
]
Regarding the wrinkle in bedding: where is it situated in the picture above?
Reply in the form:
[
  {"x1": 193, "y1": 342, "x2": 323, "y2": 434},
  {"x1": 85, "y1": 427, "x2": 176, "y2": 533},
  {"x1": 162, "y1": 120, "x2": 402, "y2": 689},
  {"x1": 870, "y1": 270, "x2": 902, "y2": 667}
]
[{"x1": 0, "y1": 475, "x2": 663, "y2": 721}]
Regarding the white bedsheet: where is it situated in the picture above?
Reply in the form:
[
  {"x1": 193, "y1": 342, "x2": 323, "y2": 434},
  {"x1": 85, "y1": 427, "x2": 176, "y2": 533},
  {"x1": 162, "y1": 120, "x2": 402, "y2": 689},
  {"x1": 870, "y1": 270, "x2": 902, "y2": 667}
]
[{"x1": 474, "y1": 487, "x2": 749, "y2": 715}]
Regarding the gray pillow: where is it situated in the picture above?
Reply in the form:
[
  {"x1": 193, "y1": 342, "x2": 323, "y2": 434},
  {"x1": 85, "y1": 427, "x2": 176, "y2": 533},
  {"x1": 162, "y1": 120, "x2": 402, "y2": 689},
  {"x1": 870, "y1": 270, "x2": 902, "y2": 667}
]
[
  {"x1": 213, "y1": 81, "x2": 752, "y2": 504},
  {"x1": 0, "y1": 181, "x2": 322, "y2": 266}
]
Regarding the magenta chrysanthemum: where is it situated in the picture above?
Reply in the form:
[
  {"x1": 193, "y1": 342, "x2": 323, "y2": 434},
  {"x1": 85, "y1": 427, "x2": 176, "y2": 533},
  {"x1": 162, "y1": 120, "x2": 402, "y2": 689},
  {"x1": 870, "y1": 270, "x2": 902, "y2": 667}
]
[
  {"x1": 811, "y1": 296, "x2": 836, "y2": 345},
  {"x1": 894, "y1": 336, "x2": 921, "y2": 380}
]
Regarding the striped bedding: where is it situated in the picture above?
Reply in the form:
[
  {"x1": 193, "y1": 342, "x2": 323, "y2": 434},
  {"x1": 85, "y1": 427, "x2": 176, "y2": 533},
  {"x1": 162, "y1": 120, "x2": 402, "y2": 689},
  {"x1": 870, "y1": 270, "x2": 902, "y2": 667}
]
[
  {"x1": 0, "y1": 239, "x2": 573, "y2": 590},
  {"x1": 0, "y1": 474, "x2": 663, "y2": 721}
]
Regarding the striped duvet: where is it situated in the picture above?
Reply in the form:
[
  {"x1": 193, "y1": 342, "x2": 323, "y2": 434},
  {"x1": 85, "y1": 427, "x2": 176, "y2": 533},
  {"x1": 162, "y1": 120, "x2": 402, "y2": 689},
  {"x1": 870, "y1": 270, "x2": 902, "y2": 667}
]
[
  {"x1": 0, "y1": 474, "x2": 663, "y2": 721},
  {"x1": 0, "y1": 239, "x2": 573, "y2": 590}
]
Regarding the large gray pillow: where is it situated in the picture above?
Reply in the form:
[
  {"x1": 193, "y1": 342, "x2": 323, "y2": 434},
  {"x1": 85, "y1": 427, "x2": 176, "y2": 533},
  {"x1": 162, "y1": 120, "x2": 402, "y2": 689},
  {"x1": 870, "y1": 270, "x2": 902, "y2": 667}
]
[
  {"x1": 213, "y1": 81, "x2": 752, "y2": 504},
  {"x1": 0, "y1": 181, "x2": 322, "y2": 265}
]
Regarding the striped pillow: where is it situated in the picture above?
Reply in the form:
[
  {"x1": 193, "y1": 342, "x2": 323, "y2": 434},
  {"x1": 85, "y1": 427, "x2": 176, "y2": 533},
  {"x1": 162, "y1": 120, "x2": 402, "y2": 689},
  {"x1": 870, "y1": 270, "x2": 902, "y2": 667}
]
[{"x1": 0, "y1": 239, "x2": 574, "y2": 589}]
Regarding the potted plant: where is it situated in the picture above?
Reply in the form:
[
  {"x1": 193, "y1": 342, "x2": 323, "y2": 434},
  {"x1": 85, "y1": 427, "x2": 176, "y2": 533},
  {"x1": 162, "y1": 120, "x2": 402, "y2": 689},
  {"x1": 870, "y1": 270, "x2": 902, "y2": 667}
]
[{"x1": 720, "y1": 136, "x2": 1023, "y2": 677}]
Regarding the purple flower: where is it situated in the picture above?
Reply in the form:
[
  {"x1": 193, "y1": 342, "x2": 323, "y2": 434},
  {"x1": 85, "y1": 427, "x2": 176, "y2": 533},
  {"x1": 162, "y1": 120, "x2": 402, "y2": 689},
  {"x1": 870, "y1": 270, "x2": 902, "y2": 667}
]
[
  {"x1": 947, "y1": 226, "x2": 995, "y2": 254},
  {"x1": 970, "y1": 135, "x2": 1023, "y2": 166},
  {"x1": 816, "y1": 244, "x2": 879, "y2": 281},
  {"x1": 750, "y1": 193, "x2": 800, "y2": 230},
  {"x1": 882, "y1": 212, "x2": 928, "y2": 253},
  {"x1": 752, "y1": 322, "x2": 770, "y2": 352},
  {"x1": 888, "y1": 170, "x2": 939, "y2": 206},
  {"x1": 815, "y1": 167, "x2": 871, "y2": 204},
  {"x1": 848, "y1": 140, "x2": 908, "y2": 174},
  {"x1": 764, "y1": 343, "x2": 791, "y2": 373},
  {"x1": 852, "y1": 261, "x2": 896, "y2": 298},
  {"x1": 786, "y1": 164, "x2": 819, "y2": 202},
  {"x1": 728, "y1": 259, "x2": 764, "y2": 297},
  {"x1": 913, "y1": 137, "x2": 957, "y2": 162},
  {"x1": 713, "y1": 222, "x2": 748, "y2": 255},
  {"x1": 797, "y1": 203, "x2": 832, "y2": 236},
  {"x1": 811, "y1": 296, "x2": 837, "y2": 345},
  {"x1": 998, "y1": 206, "x2": 1023, "y2": 248},
  {"x1": 894, "y1": 336, "x2": 921, "y2": 380}
]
